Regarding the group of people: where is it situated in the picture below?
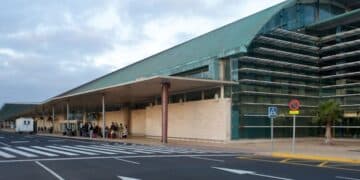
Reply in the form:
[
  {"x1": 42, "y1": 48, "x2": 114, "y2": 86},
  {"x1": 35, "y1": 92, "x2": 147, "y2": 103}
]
[{"x1": 79, "y1": 122, "x2": 128, "y2": 139}]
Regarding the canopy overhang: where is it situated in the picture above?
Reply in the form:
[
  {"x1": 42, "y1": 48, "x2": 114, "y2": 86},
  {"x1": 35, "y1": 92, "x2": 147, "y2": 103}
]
[{"x1": 43, "y1": 76, "x2": 237, "y2": 108}]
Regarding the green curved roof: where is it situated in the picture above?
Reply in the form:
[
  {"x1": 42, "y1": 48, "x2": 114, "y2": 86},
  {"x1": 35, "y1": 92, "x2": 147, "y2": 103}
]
[
  {"x1": 54, "y1": 0, "x2": 294, "y2": 99},
  {"x1": 0, "y1": 103, "x2": 38, "y2": 121}
]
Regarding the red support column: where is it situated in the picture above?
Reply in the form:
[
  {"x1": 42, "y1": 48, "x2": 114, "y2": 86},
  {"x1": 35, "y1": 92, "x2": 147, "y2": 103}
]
[{"x1": 161, "y1": 82, "x2": 170, "y2": 143}]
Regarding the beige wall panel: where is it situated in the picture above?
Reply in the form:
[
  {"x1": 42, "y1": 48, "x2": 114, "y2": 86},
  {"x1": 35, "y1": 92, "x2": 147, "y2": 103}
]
[
  {"x1": 144, "y1": 99, "x2": 231, "y2": 141},
  {"x1": 130, "y1": 109, "x2": 146, "y2": 136}
]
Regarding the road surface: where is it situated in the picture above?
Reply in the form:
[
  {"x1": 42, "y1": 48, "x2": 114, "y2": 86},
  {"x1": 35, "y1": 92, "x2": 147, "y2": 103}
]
[{"x1": 0, "y1": 131, "x2": 358, "y2": 180}]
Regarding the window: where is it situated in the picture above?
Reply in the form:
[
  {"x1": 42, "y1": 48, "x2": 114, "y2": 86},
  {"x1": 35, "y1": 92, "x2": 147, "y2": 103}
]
[
  {"x1": 186, "y1": 91, "x2": 202, "y2": 101},
  {"x1": 204, "y1": 88, "x2": 220, "y2": 100}
]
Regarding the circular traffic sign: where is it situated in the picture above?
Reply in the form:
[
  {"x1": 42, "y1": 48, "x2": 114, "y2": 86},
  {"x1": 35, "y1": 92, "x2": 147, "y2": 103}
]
[{"x1": 288, "y1": 99, "x2": 300, "y2": 110}]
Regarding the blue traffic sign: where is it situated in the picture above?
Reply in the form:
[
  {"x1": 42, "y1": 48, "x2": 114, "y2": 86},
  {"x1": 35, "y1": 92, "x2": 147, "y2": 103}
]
[{"x1": 268, "y1": 106, "x2": 278, "y2": 118}]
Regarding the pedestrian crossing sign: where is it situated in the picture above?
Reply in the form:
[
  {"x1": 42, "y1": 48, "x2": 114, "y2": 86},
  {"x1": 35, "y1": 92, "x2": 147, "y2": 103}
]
[{"x1": 268, "y1": 106, "x2": 278, "y2": 118}]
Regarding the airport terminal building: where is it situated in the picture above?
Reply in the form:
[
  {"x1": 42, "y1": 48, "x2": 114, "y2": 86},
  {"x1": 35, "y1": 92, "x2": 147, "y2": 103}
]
[{"x1": 1, "y1": 0, "x2": 359, "y2": 141}]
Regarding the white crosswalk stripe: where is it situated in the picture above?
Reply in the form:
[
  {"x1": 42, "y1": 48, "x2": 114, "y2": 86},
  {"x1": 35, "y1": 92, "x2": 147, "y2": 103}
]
[
  {"x1": 1, "y1": 147, "x2": 38, "y2": 157},
  {"x1": 47, "y1": 146, "x2": 98, "y2": 155},
  {"x1": 102, "y1": 145, "x2": 154, "y2": 154},
  {"x1": 61, "y1": 146, "x2": 116, "y2": 155},
  {"x1": 0, "y1": 149, "x2": 16, "y2": 158},
  {"x1": 115, "y1": 145, "x2": 169, "y2": 152},
  {"x1": 0, "y1": 143, "x2": 230, "y2": 159},
  {"x1": 17, "y1": 147, "x2": 58, "y2": 157},
  {"x1": 31, "y1": 146, "x2": 79, "y2": 156},
  {"x1": 78, "y1": 145, "x2": 136, "y2": 155}
]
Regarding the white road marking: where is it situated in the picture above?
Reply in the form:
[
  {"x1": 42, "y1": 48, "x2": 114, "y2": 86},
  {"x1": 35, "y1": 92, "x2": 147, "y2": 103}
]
[
  {"x1": 0, "y1": 154, "x2": 238, "y2": 163},
  {"x1": 47, "y1": 146, "x2": 98, "y2": 155},
  {"x1": 17, "y1": 147, "x2": 58, "y2": 157},
  {"x1": 213, "y1": 167, "x2": 294, "y2": 180},
  {"x1": 32, "y1": 146, "x2": 79, "y2": 156},
  {"x1": 79, "y1": 145, "x2": 136, "y2": 155},
  {"x1": 103, "y1": 145, "x2": 154, "y2": 154},
  {"x1": 112, "y1": 144, "x2": 190, "y2": 154},
  {"x1": 35, "y1": 161, "x2": 64, "y2": 180},
  {"x1": 189, "y1": 156, "x2": 224, "y2": 162},
  {"x1": 0, "y1": 150, "x2": 16, "y2": 158},
  {"x1": 11, "y1": 141, "x2": 30, "y2": 143},
  {"x1": 31, "y1": 146, "x2": 79, "y2": 156},
  {"x1": 336, "y1": 176, "x2": 360, "y2": 180},
  {"x1": 1, "y1": 147, "x2": 38, "y2": 157},
  {"x1": 48, "y1": 140, "x2": 65, "y2": 142},
  {"x1": 118, "y1": 146, "x2": 171, "y2": 154},
  {"x1": 117, "y1": 176, "x2": 141, "y2": 180},
  {"x1": 61, "y1": 145, "x2": 115, "y2": 155},
  {"x1": 114, "y1": 158, "x2": 140, "y2": 165},
  {"x1": 0, "y1": 142, "x2": 10, "y2": 146}
]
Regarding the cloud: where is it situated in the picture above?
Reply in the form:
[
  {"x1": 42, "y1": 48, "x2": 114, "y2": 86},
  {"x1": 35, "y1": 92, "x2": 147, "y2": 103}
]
[
  {"x1": 0, "y1": 0, "x2": 285, "y2": 106},
  {"x1": 0, "y1": 48, "x2": 25, "y2": 59}
]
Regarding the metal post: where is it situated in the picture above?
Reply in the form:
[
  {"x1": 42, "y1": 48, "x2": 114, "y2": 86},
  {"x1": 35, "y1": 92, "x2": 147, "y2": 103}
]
[
  {"x1": 161, "y1": 82, "x2": 170, "y2": 143},
  {"x1": 292, "y1": 115, "x2": 296, "y2": 153},
  {"x1": 52, "y1": 106, "x2": 55, "y2": 130},
  {"x1": 102, "y1": 95, "x2": 105, "y2": 139},
  {"x1": 271, "y1": 118, "x2": 274, "y2": 152}
]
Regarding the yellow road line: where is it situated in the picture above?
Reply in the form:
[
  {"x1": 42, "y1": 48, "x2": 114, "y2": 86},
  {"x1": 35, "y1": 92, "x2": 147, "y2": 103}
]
[
  {"x1": 318, "y1": 161, "x2": 328, "y2": 167},
  {"x1": 236, "y1": 157, "x2": 360, "y2": 172},
  {"x1": 272, "y1": 152, "x2": 360, "y2": 164},
  {"x1": 280, "y1": 158, "x2": 291, "y2": 163}
]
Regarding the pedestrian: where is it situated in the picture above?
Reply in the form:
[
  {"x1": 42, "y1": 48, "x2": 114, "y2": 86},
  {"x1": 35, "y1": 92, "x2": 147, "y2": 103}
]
[
  {"x1": 119, "y1": 123, "x2": 124, "y2": 139},
  {"x1": 105, "y1": 126, "x2": 109, "y2": 138},
  {"x1": 110, "y1": 122, "x2": 116, "y2": 139},
  {"x1": 93, "y1": 125, "x2": 98, "y2": 138},
  {"x1": 79, "y1": 123, "x2": 83, "y2": 136},
  {"x1": 84, "y1": 123, "x2": 89, "y2": 137},
  {"x1": 123, "y1": 125, "x2": 128, "y2": 138},
  {"x1": 89, "y1": 123, "x2": 93, "y2": 139}
]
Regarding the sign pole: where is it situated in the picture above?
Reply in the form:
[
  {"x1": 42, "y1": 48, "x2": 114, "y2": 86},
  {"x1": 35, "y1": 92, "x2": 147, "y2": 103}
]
[
  {"x1": 292, "y1": 114, "x2": 296, "y2": 153},
  {"x1": 271, "y1": 117, "x2": 274, "y2": 152}
]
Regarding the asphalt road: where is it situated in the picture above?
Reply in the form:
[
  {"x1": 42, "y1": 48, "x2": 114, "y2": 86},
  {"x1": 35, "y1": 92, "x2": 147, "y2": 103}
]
[{"x1": 0, "y1": 131, "x2": 359, "y2": 180}]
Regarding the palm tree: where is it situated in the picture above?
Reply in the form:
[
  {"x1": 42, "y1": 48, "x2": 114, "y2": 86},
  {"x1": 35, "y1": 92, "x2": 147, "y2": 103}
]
[{"x1": 313, "y1": 100, "x2": 342, "y2": 144}]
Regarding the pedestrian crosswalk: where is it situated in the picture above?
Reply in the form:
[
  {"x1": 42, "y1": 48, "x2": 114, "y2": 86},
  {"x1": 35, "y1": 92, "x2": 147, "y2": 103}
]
[{"x1": 0, "y1": 144, "x2": 227, "y2": 159}]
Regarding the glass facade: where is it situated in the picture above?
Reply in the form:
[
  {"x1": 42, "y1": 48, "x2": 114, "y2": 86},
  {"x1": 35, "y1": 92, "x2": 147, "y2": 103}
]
[{"x1": 231, "y1": 0, "x2": 360, "y2": 139}]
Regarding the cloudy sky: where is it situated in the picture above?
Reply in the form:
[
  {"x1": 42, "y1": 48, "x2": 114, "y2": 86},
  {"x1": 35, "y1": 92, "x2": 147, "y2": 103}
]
[{"x1": 0, "y1": 0, "x2": 285, "y2": 106}]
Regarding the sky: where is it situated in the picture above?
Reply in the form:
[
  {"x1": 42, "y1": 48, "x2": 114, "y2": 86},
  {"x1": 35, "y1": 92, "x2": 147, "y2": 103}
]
[{"x1": 0, "y1": 0, "x2": 285, "y2": 106}]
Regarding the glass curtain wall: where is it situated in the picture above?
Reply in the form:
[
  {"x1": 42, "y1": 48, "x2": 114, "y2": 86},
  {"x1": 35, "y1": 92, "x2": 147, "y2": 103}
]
[{"x1": 230, "y1": 0, "x2": 353, "y2": 139}]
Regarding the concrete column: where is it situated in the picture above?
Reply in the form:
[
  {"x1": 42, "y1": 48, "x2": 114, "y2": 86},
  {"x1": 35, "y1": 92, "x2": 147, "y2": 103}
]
[
  {"x1": 219, "y1": 59, "x2": 225, "y2": 81},
  {"x1": 220, "y1": 85, "x2": 225, "y2": 99},
  {"x1": 161, "y1": 82, "x2": 170, "y2": 143},
  {"x1": 52, "y1": 106, "x2": 55, "y2": 128},
  {"x1": 102, "y1": 95, "x2": 106, "y2": 139},
  {"x1": 66, "y1": 102, "x2": 70, "y2": 128}
]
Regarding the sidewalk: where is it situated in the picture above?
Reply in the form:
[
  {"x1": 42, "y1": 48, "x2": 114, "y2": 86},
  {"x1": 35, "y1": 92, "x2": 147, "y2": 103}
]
[{"x1": 34, "y1": 132, "x2": 360, "y2": 162}]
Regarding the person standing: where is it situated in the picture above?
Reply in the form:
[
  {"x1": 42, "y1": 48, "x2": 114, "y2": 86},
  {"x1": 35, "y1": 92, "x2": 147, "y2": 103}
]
[
  {"x1": 89, "y1": 123, "x2": 93, "y2": 139},
  {"x1": 119, "y1": 123, "x2": 124, "y2": 139},
  {"x1": 110, "y1": 122, "x2": 116, "y2": 139},
  {"x1": 123, "y1": 125, "x2": 128, "y2": 138}
]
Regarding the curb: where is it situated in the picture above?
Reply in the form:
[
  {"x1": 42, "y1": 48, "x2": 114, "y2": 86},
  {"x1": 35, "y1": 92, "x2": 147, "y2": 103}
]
[{"x1": 272, "y1": 152, "x2": 360, "y2": 164}]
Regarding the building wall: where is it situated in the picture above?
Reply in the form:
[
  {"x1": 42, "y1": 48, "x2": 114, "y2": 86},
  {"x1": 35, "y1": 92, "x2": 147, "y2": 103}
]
[
  {"x1": 49, "y1": 99, "x2": 232, "y2": 141},
  {"x1": 54, "y1": 114, "x2": 65, "y2": 133},
  {"x1": 130, "y1": 109, "x2": 146, "y2": 136},
  {"x1": 145, "y1": 98, "x2": 231, "y2": 141},
  {"x1": 98, "y1": 110, "x2": 129, "y2": 128}
]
